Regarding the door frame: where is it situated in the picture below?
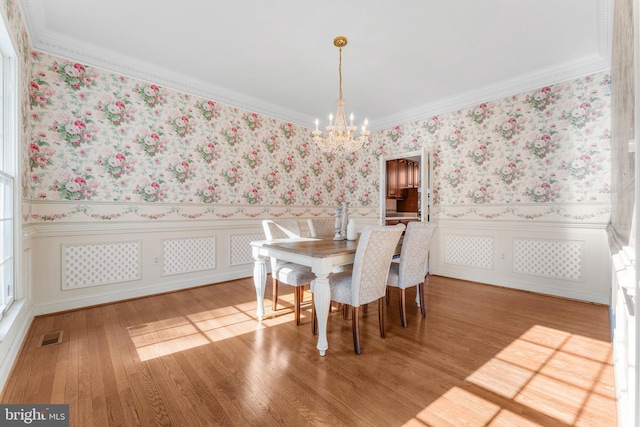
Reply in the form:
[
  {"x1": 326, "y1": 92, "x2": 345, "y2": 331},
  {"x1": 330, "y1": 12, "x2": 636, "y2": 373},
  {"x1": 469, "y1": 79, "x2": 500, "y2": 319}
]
[{"x1": 379, "y1": 147, "x2": 431, "y2": 225}]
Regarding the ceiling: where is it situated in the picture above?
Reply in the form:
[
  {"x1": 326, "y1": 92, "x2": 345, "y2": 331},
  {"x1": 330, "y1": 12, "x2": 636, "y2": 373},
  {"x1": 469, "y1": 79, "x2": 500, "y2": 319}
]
[{"x1": 19, "y1": 0, "x2": 612, "y2": 131}]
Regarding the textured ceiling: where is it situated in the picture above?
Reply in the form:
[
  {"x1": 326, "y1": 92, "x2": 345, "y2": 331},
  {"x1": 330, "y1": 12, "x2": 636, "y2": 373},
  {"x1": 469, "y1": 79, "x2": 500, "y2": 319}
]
[{"x1": 19, "y1": 0, "x2": 612, "y2": 131}]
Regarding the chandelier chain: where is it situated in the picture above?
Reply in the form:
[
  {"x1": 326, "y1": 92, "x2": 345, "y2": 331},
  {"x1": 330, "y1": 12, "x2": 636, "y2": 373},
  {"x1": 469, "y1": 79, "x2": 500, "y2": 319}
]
[{"x1": 338, "y1": 46, "x2": 343, "y2": 100}]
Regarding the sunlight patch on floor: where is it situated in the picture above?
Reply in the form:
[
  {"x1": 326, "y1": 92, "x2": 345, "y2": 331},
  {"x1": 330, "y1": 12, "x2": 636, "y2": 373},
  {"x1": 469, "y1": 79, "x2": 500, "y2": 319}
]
[
  {"x1": 413, "y1": 386, "x2": 501, "y2": 426},
  {"x1": 407, "y1": 325, "x2": 616, "y2": 427},
  {"x1": 128, "y1": 294, "x2": 301, "y2": 361}
]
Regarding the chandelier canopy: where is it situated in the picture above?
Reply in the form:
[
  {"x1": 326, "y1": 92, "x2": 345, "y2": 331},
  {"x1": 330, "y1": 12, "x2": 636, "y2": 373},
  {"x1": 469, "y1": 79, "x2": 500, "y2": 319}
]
[{"x1": 312, "y1": 36, "x2": 370, "y2": 153}]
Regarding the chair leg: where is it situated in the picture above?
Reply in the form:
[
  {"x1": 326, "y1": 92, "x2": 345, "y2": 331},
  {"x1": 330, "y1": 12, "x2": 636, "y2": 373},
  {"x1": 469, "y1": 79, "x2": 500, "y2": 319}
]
[
  {"x1": 399, "y1": 288, "x2": 408, "y2": 328},
  {"x1": 272, "y1": 278, "x2": 279, "y2": 311},
  {"x1": 343, "y1": 304, "x2": 349, "y2": 320},
  {"x1": 352, "y1": 306, "x2": 361, "y2": 355},
  {"x1": 378, "y1": 298, "x2": 385, "y2": 338},
  {"x1": 294, "y1": 286, "x2": 301, "y2": 326},
  {"x1": 363, "y1": 304, "x2": 368, "y2": 314},
  {"x1": 418, "y1": 281, "x2": 426, "y2": 317},
  {"x1": 386, "y1": 287, "x2": 391, "y2": 305}
]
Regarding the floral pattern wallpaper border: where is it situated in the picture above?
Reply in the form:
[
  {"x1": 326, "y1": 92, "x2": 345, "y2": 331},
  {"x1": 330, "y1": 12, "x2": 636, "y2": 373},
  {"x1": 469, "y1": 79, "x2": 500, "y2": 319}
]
[{"x1": 7, "y1": 0, "x2": 610, "y2": 225}]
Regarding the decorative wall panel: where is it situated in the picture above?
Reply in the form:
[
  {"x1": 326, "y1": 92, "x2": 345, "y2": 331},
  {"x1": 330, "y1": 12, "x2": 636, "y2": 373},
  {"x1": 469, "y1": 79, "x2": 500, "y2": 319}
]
[
  {"x1": 444, "y1": 235, "x2": 494, "y2": 269},
  {"x1": 163, "y1": 237, "x2": 216, "y2": 275},
  {"x1": 513, "y1": 238, "x2": 583, "y2": 281},
  {"x1": 62, "y1": 241, "x2": 141, "y2": 289},
  {"x1": 230, "y1": 233, "x2": 264, "y2": 266}
]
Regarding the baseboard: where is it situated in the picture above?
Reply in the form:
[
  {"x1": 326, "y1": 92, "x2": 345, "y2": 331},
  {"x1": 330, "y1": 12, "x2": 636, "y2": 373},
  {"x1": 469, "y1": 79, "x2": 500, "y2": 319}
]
[{"x1": 431, "y1": 269, "x2": 610, "y2": 305}]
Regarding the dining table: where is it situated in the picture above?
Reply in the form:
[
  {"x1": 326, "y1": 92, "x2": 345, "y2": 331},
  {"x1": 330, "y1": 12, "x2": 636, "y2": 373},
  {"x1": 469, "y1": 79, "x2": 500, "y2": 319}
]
[{"x1": 250, "y1": 236, "x2": 359, "y2": 356}]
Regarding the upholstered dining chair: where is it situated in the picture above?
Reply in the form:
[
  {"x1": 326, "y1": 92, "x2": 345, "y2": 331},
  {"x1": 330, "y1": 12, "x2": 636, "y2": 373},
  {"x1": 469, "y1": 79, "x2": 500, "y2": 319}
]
[
  {"x1": 308, "y1": 216, "x2": 350, "y2": 273},
  {"x1": 307, "y1": 217, "x2": 336, "y2": 238},
  {"x1": 312, "y1": 224, "x2": 405, "y2": 354},
  {"x1": 262, "y1": 219, "x2": 316, "y2": 325},
  {"x1": 308, "y1": 217, "x2": 350, "y2": 320},
  {"x1": 386, "y1": 221, "x2": 438, "y2": 327}
]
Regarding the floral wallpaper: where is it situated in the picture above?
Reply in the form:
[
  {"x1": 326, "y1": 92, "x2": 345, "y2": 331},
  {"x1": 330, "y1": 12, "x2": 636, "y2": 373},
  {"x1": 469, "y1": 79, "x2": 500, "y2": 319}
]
[
  {"x1": 369, "y1": 73, "x2": 611, "y2": 222},
  {"x1": 12, "y1": 0, "x2": 609, "y2": 224},
  {"x1": 26, "y1": 52, "x2": 387, "y2": 222}
]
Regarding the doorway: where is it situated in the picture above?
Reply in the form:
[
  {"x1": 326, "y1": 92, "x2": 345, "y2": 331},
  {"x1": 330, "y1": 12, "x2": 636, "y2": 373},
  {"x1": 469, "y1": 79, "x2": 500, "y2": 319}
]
[{"x1": 379, "y1": 147, "x2": 430, "y2": 226}]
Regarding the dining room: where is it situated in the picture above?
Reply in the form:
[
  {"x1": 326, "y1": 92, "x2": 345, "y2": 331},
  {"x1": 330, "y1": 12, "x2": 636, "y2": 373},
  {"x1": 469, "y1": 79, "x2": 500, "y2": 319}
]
[{"x1": 0, "y1": 0, "x2": 636, "y2": 426}]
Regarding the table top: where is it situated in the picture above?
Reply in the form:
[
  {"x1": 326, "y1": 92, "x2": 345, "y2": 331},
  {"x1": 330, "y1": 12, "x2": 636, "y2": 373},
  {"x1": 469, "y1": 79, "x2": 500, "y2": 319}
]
[
  {"x1": 253, "y1": 236, "x2": 402, "y2": 259},
  {"x1": 257, "y1": 237, "x2": 359, "y2": 258}
]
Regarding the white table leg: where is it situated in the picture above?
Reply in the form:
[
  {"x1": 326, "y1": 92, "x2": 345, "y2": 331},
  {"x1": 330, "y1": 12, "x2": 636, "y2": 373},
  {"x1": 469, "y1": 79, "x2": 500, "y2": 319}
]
[
  {"x1": 253, "y1": 255, "x2": 267, "y2": 321},
  {"x1": 312, "y1": 273, "x2": 330, "y2": 356}
]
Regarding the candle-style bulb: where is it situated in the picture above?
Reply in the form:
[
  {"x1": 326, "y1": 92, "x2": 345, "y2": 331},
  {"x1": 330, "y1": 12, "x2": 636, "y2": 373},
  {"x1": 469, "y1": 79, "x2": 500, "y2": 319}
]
[
  {"x1": 350, "y1": 113, "x2": 354, "y2": 126},
  {"x1": 329, "y1": 113, "x2": 333, "y2": 124},
  {"x1": 315, "y1": 118, "x2": 319, "y2": 131}
]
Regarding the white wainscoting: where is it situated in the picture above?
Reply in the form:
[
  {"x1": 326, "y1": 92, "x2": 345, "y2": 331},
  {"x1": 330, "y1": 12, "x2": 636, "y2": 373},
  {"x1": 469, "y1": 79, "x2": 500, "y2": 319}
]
[
  {"x1": 28, "y1": 219, "x2": 266, "y2": 315},
  {"x1": 26, "y1": 217, "x2": 380, "y2": 316},
  {"x1": 430, "y1": 219, "x2": 611, "y2": 304},
  {"x1": 27, "y1": 216, "x2": 610, "y2": 315}
]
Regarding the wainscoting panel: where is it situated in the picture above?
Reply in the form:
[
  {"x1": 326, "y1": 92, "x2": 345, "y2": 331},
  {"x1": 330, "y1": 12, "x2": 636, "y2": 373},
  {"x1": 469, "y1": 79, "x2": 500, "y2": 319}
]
[
  {"x1": 230, "y1": 233, "x2": 264, "y2": 266},
  {"x1": 431, "y1": 219, "x2": 610, "y2": 304},
  {"x1": 513, "y1": 238, "x2": 584, "y2": 281},
  {"x1": 444, "y1": 234, "x2": 494, "y2": 269},
  {"x1": 162, "y1": 236, "x2": 216, "y2": 276},
  {"x1": 62, "y1": 241, "x2": 141, "y2": 290}
]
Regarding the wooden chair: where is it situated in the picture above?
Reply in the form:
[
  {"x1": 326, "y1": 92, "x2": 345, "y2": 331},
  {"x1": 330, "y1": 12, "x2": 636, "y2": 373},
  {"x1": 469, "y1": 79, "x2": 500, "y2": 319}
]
[
  {"x1": 262, "y1": 219, "x2": 315, "y2": 325},
  {"x1": 386, "y1": 221, "x2": 438, "y2": 327},
  {"x1": 313, "y1": 224, "x2": 405, "y2": 354}
]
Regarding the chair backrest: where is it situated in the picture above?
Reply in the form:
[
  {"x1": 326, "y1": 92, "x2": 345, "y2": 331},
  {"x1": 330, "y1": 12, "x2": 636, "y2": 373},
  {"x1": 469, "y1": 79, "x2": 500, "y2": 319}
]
[
  {"x1": 350, "y1": 224, "x2": 405, "y2": 306},
  {"x1": 307, "y1": 217, "x2": 336, "y2": 238},
  {"x1": 397, "y1": 222, "x2": 438, "y2": 289},
  {"x1": 262, "y1": 219, "x2": 302, "y2": 239},
  {"x1": 262, "y1": 219, "x2": 302, "y2": 270}
]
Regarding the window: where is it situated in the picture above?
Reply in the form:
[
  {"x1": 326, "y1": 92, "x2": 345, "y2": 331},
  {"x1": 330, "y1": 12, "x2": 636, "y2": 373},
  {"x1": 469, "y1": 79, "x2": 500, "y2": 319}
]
[
  {"x1": 0, "y1": 172, "x2": 13, "y2": 315},
  {"x1": 0, "y1": 16, "x2": 17, "y2": 318}
]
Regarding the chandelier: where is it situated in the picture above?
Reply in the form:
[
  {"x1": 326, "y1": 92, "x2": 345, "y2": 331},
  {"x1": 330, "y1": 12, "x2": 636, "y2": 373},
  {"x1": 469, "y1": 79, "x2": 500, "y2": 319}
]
[{"x1": 313, "y1": 36, "x2": 370, "y2": 153}]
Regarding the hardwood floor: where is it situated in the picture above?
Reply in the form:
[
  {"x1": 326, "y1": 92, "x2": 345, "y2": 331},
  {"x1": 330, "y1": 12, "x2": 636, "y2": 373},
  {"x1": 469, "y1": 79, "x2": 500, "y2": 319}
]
[{"x1": 1, "y1": 275, "x2": 616, "y2": 426}]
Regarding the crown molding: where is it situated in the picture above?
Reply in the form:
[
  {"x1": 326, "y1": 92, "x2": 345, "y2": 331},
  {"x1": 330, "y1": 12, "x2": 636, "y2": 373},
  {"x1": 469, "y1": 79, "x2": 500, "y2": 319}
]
[
  {"x1": 31, "y1": 30, "x2": 316, "y2": 127},
  {"x1": 19, "y1": 0, "x2": 613, "y2": 133},
  {"x1": 374, "y1": 53, "x2": 610, "y2": 131}
]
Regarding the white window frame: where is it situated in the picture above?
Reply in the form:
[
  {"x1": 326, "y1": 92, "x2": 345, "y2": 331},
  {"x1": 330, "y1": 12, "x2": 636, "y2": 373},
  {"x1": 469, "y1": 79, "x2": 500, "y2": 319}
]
[{"x1": 0, "y1": 14, "x2": 18, "y2": 319}]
